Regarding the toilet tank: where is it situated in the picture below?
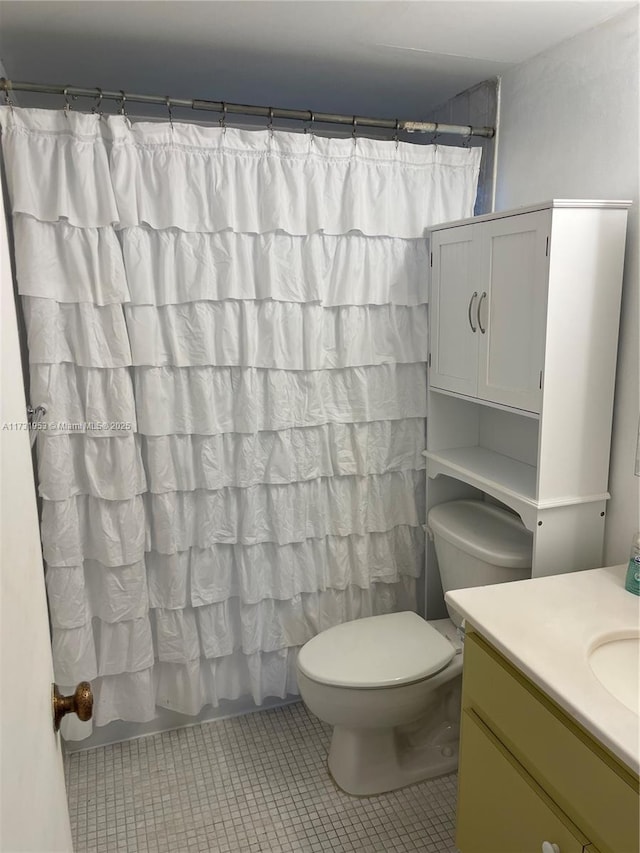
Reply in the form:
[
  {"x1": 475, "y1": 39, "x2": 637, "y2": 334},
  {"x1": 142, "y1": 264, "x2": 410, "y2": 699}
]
[{"x1": 427, "y1": 500, "x2": 533, "y2": 627}]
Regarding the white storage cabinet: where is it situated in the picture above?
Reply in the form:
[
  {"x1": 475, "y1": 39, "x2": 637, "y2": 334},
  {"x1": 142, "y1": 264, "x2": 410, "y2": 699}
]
[{"x1": 425, "y1": 200, "x2": 630, "y2": 604}]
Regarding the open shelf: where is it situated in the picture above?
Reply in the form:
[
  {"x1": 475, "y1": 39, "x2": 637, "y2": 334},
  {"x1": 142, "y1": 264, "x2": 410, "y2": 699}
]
[
  {"x1": 424, "y1": 446, "x2": 539, "y2": 527},
  {"x1": 429, "y1": 386, "x2": 540, "y2": 421}
]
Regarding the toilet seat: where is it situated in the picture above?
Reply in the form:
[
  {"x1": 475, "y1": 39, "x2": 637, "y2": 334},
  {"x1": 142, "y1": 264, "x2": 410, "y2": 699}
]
[{"x1": 297, "y1": 611, "x2": 455, "y2": 688}]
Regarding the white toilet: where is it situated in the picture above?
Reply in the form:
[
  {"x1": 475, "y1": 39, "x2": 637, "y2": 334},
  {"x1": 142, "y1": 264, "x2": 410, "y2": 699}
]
[{"x1": 297, "y1": 499, "x2": 533, "y2": 795}]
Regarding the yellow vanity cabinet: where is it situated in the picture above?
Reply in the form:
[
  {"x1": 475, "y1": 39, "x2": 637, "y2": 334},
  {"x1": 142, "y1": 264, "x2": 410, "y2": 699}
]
[{"x1": 456, "y1": 629, "x2": 640, "y2": 853}]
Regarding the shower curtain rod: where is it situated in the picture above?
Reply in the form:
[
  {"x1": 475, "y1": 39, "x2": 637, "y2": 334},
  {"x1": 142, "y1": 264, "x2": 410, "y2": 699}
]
[{"x1": 0, "y1": 77, "x2": 495, "y2": 139}]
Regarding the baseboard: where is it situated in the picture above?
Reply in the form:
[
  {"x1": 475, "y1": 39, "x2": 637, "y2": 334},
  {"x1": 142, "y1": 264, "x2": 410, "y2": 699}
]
[{"x1": 63, "y1": 694, "x2": 301, "y2": 753}]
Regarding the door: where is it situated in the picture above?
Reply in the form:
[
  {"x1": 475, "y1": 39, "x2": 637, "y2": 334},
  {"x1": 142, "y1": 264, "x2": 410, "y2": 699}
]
[
  {"x1": 1, "y1": 186, "x2": 73, "y2": 852},
  {"x1": 429, "y1": 223, "x2": 479, "y2": 397},
  {"x1": 477, "y1": 210, "x2": 550, "y2": 412}
]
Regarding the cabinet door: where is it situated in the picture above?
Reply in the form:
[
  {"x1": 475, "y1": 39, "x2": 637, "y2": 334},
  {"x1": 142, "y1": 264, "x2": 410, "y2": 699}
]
[
  {"x1": 429, "y1": 224, "x2": 479, "y2": 397},
  {"x1": 456, "y1": 709, "x2": 590, "y2": 853},
  {"x1": 477, "y1": 211, "x2": 550, "y2": 412}
]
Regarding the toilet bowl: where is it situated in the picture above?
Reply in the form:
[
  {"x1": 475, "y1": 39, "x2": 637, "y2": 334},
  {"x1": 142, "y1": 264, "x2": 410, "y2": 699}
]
[
  {"x1": 296, "y1": 500, "x2": 533, "y2": 796},
  {"x1": 297, "y1": 612, "x2": 464, "y2": 796}
]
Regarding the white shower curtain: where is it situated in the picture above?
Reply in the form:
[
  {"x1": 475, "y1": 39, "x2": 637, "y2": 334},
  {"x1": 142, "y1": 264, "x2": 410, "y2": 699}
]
[{"x1": 0, "y1": 106, "x2": 480, "y2": 737}]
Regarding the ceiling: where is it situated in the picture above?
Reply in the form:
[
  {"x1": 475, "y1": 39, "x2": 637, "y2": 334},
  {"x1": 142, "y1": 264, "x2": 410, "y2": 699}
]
[{"x1": 0, "y1": 1, "x2": 636, "y2": 122}]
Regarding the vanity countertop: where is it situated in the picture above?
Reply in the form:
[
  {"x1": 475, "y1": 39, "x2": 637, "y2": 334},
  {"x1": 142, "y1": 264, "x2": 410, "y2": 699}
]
[{"x1": 446, "y1": 564, "x2": 640, "y2": 775}]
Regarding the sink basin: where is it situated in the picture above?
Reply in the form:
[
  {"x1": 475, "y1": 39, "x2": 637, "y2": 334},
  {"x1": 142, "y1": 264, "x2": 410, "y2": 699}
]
[{"x1": 588, "y1": 633, "x2": 640, "y2": 714}]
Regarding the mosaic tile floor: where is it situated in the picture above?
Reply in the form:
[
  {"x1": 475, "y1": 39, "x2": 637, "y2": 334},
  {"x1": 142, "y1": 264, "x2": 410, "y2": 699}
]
[{"x1": 65, "y1": 702, "x2": 458, "y2": 852}]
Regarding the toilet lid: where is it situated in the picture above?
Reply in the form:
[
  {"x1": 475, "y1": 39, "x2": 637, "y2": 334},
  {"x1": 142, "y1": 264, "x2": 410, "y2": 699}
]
[{"x1": 297, "y1": 611, "x2": 455, "y2": 688}]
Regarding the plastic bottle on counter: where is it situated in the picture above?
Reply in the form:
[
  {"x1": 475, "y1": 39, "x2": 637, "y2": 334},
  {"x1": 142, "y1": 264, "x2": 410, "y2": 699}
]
[{"x1": 624, "y1": 531, "x2": 640, "y2": 595}]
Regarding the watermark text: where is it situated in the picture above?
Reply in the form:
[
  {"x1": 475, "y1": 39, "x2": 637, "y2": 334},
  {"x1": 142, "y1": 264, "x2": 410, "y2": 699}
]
[{"x1": 2, "y1": 421, "x2": 132, "y2": 432}]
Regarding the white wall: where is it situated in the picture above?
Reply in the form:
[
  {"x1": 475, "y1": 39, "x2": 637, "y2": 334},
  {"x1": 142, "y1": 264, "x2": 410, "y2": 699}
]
[{"x1": 496, "y1": 8, "x2": 640, "y2": 563}]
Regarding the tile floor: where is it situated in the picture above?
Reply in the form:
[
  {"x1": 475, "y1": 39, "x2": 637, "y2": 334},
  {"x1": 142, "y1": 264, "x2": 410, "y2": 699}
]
[{"x1": 65, "y1": 702, "x2": 458, "y2": 852}]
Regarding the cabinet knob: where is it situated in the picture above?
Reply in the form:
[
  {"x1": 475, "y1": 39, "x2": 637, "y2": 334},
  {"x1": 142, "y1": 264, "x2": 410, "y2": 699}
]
[{"x1": 541, "y1": 843, "x2": 560, "y2": 853}]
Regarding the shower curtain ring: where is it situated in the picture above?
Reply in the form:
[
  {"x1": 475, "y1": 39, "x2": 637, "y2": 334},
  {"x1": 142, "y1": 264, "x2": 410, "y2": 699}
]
[
  {"x1": 394, "y1": 119, "x2": 400, "y2": 149},
  {"x1": 431, "y1": 123, "x2": 440, "y2": 146},
  {"x1": 463, "y1": 126, "x2": 472, "y2": 147},
  {"x1": 305, "y1": 110, "x2": 315, "y2": 136},
  {"x1": 267, "y1": 107, "x2": 274, "y2": 137},
  {"x1": 219, "y1": 101, "x2": 227, "y2": 131},
  {"x1": 352, "y1": 115, "x2": 357, "y2": 144},
  {"x1": 63, "y1": 87, "x2": 72, "y2": 116},
  {"x1": 166, "y1": 96, "x2": 174, "y2": 130},
  {"x1": 92, "y1": 88, "x2": 103, "y2": 116},
  {"x1": 118, "y1": 90, "x2": 128, "y2": 116},
  {"x1": 2, "y1": 78, "x2": 14, "y2": 109}
]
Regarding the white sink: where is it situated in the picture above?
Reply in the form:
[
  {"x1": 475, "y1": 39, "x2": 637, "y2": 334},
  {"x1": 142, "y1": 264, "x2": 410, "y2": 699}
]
[{"x1": 588, "y1": 633, "x2": 640, "y2": 715}]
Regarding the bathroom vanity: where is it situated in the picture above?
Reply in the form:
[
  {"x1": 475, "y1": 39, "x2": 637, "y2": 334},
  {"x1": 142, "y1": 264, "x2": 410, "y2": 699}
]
[{"x1": 447, "y1": 565, "x2": 640, "y2": 853}]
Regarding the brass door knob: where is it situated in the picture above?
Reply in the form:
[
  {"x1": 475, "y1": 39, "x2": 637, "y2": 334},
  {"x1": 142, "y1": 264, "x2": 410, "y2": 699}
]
[{"x1": 52, "y1": 682, "x2": 93, "y2": 732}]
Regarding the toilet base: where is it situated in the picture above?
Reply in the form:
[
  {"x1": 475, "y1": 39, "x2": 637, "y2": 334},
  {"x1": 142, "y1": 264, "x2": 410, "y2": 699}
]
[{"x1": 327, "y1": 716, "x2": 460, "y2": 796}]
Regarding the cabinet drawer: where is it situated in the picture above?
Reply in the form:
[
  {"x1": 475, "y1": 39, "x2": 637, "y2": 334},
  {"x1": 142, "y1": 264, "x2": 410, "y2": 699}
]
[
  {"x1": 457, "y1": 709, "x2": 590, "y2": 853},
  {"x1": 463, "y1": 631, "x2": 640, "y2": 853}
]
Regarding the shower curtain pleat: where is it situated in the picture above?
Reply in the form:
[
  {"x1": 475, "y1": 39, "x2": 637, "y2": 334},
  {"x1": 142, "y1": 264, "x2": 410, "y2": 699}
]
[{"x1": 0, "y1": 106, "x2": 481, "y2": 738}]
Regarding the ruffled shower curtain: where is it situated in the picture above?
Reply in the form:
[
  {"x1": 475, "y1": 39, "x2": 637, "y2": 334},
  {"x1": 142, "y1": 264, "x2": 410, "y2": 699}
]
[{"x1": 0, "y1": 106, "x2": 480, "y2": 738}]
